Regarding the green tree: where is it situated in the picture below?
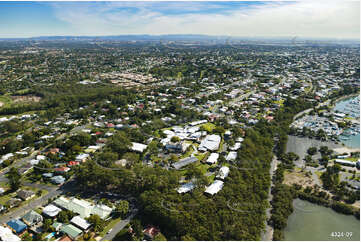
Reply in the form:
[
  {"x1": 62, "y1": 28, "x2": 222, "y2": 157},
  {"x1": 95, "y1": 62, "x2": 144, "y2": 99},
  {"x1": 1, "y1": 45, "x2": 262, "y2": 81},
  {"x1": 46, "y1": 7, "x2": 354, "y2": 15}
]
[
  {"x1": 109, "y1": 132, "x2": 131, "y2": 155},
  {"x1": 116, "y1": 200, "x2": 129, "y2": 218},
  {"x1": 170, "y1": 136, "x2": 180, "y2": 143},
  {"x1": 6, "y1": 167, "x2": 21, "y2": 191},
  {"x1": 57, "y1": 211, "x2": 69, "y2": 223},
  {"x1": 87, "y1": 214, "x2": 105, "y2": 232},
  {"x1": 130, "y1": 219, "x2": 143, "y2": 240},
  {"x1": 43, "y1": 219, "x2": 53, "y2": 232},
  {"x1": 307, "y1": 147, "x2": 317, "y2": 156}
]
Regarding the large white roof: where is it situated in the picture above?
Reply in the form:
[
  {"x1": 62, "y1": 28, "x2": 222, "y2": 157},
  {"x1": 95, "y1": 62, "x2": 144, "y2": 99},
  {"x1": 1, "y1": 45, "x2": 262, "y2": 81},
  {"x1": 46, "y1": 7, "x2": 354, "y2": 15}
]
[
  {"x1": 131, "y1": 142, "x2": 147, "y2": 153},
  {"x1": 0, "y1": 226, "x2": 20, "y2": 241},
  {"x1": 207, "y1": 153, "x2": 219, "y2": 164},
  {"x1": 70, "y1": 216, "x2": 91, "y2": 230},
  {"x1": 205, "y1": 180, "x2": 224, "y2": 195},
  {"x1": 230, "y1": 142, "x2": 241, "y2": 151},
  {"x1": 226, "y1": 151, "x2": 237, "y2": 161},
  {"x1": 199, "y1": 135, "x2": 221, "y2": 151},
  {"x1": 43, "y1": 204, "x2": 62, "y2": 217},
  {"x1": 216, "y1": 166, "x2": 230, "y2": 180},
  {"x1": 177, "y1": 182, "x2": 195, "y2": 193}
]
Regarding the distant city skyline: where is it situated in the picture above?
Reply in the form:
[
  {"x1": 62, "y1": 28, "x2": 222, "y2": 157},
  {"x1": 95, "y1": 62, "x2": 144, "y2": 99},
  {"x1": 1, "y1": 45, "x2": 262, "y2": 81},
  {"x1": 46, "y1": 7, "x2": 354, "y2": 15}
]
[{"x1": 0, "y1": 1, "x2": 359, "y2": 39}]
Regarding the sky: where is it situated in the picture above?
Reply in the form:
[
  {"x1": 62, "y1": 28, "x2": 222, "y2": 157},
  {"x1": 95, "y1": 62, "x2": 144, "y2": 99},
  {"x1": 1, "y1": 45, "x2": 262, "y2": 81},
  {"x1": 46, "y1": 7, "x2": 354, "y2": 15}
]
[{"x1": 0, "y1": 1, "x2": 359, "y2": 39}]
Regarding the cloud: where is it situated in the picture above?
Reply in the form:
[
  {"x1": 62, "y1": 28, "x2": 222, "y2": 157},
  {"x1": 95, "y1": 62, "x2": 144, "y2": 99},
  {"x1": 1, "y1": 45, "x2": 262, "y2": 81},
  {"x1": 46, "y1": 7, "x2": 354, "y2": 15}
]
[{"x1": 50, "y1": 1, "x2": 360, "y2": 39}]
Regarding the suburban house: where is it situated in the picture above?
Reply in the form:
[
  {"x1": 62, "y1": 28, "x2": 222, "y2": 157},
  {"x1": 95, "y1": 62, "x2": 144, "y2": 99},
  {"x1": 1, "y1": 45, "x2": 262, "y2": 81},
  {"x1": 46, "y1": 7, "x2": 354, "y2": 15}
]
[
  {"x1": 17, "y1": 190, "x2": 35, "y2": 201},
  {"x1": 54, "y1": 166, "x2": 71, "y2": 173},
  {"x1": 6, "y1": 219, "x2": 27, "y2": 234},
  {"x1": 143, "y1": 226, "x2": 160, "y2": 240},
  {"x1": 204, "y1": 180, "x2": 224, "y2": 196},
  {"x1": 226, "y1": 151, "x2": 237, "y2": 161},
  {"x1": 22, "y1": 210, "x2": 43, "y2": 226},
  {"x1": 6, "y1": 198, "x2": 21, "y2": 208},
  {"x1": 177, "y1": 182, "x2": 195, "y2": 194},
  {"x1": 0, "y1": 225, "x2": 20, "y2": 241},
  {"x1": 165, "y1": 142, "x2": 190, "y2": 153},
  {"x1": 51, "y1": 175, "x2": 66, "y2": 185},
  {"x1": 216, "y1": 166, "x2": 230, "y2": 180},
  {"x1": 206, "y1": 153, "x2": 219, "y2": 164},
  {"x1": 70, "y1": 216, "x2": 91, "y2": 231},
  {"x1": 75, "y1": 153, "x2": 90, "y2": 163},
  {"x1": 60, "y1": 224, "x2": 82, "y2": 240},
  {"x1": 198, "y1": 134, "x2": 221, "y2": 151},
  {"x1": 131, "y1": 142, "x2": 148, "y2": 153},
  {"x1": 42, "y1": 204, "x2": 62, "y2": 217},
  {"x1": 172, "y1": 157, "x2": 198, "y2": 170}
]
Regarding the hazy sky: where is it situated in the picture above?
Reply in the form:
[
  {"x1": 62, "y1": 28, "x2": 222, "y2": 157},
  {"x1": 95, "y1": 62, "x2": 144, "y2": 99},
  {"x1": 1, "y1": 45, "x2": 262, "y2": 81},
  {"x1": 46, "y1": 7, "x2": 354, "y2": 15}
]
[{"x1": 0, "y1": 1, "x2": 359, "y2": 39}]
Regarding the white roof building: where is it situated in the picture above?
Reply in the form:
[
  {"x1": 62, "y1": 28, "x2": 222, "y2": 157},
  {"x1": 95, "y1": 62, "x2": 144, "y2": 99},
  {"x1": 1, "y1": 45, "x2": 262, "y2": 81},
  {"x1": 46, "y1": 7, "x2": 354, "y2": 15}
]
[
  {"x1": 189, "y1": 120, "x2": 207, "y2": 126},
  {"x1": 70, "y1": 198, "x2": 93, "y2": 218},
  {"x1": 70, "y1": 216, "x2": 91, "y2": 231},
  {"x1": 0, "y1": 153, "x2": 14, "y2": 162},
  {"x1": 75, "y1": 153, "x2": 90, "y2": 162},
  {"x1": 36, "y1": 155, "x2": 46, "y2": 160},
  {"x1": 53, "y1": 196, "x2": 112, "y2": 219},
  {"x1": 131, "y1": 142, "x2": 147, "y2": 153},
  {"x1": 334, "y1": 159, "x2": 356, "y2": 167},
  {"x1": 29, "y1": 159, "x2": 40, "y2": 165},
  {"x1": 206, "y1": 153, "x2": 219, "y2": 164},
  {"x1": 42, "y1": 204, "x2": 62, "y2": 217},
  {"x1": 92, "y1": 204, "x2": 113, "y2": 219},
  {"x1": 0, "y1": 225, "x2": 20, "y2": 241},
  {"x1": 216, "y1": 166, "x2": 230, "y2": 180},
  {"x1": 177, "y1": 182, "x2": 195, "y2": 194},
  {"x1": 226, "y1": 152, "x2": 237, "y2": 161},
  {"x1": 204, "y1": 180, "x2": 224, "y2": 195},
  {"x1": 199, "y1": 135, "x2": 221, "y2": 151},
  {"x1": 229, "y1": 143, "x2": 241, "y2": 151}
]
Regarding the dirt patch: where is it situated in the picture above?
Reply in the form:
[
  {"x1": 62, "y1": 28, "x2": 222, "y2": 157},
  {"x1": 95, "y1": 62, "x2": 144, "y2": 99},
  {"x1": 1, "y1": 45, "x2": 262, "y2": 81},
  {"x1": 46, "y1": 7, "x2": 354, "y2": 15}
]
[
  {"x1": 11, "y1": 95, "x2": 41, "y2": 103},
  {"x1": 284, "y1": 169, "x2": 316, "y2": 187}
]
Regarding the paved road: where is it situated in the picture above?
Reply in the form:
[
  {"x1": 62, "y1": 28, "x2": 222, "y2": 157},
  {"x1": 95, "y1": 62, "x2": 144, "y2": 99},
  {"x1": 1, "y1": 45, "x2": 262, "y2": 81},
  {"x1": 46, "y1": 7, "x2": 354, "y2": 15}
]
[
  {"x1": 293, "y1": 99, "x2": 331, "y2": 121},
  {"x1": 102, "y1": 209, "x2": 138, "y2": 241}
]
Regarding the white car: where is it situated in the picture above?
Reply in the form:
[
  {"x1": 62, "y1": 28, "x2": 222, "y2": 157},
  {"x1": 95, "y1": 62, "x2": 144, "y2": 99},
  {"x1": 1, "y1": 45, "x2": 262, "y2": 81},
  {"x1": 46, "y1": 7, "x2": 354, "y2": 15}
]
[{"x1": 107, "y1": 229, "x2": 113, "y2": 234}]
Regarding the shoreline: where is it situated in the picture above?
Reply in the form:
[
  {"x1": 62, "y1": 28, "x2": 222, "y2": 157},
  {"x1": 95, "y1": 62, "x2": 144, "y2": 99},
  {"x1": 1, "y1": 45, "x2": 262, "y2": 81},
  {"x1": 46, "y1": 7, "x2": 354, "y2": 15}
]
[
  {"x1": 333, "y1": 93, "x2": 359, "y2": 105},
  {"x1": 333, "y1": 146, "x2": 360, "y2": 154}
]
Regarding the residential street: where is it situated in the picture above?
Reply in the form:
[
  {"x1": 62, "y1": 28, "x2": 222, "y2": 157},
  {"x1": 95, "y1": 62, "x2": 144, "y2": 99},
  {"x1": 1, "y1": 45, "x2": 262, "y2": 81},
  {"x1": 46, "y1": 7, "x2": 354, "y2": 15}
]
[
  {"x1": 0, "y1": 179, "x2": 77, "y2": 224},
  {"x1": 101, "y1": 209, "x2": 138, "y2": 241}
]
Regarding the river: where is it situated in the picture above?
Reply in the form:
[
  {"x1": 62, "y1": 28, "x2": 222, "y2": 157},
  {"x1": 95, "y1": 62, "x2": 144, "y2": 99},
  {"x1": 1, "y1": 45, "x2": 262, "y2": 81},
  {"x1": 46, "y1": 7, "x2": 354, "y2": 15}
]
[{"x1": 284, "y1": 199, "x2": 360, "y2": 241}]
